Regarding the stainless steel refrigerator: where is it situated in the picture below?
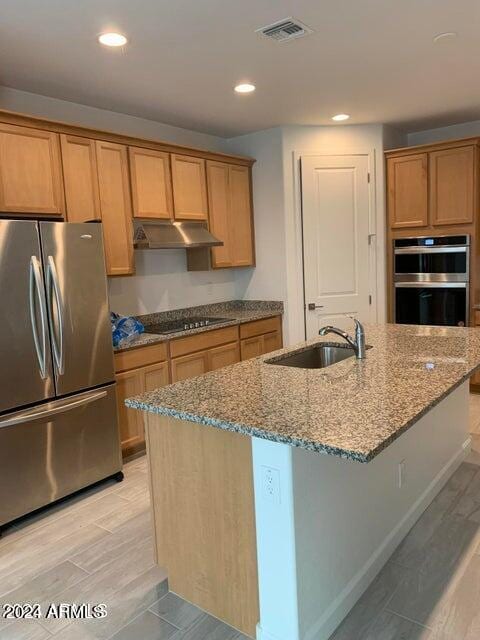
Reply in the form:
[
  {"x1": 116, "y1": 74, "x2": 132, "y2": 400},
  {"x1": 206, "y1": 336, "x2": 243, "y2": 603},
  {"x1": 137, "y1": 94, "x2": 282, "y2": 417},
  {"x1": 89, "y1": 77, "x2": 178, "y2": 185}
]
[{"x1": 0, "y1": 220, "x2": 122, "y2": 529}]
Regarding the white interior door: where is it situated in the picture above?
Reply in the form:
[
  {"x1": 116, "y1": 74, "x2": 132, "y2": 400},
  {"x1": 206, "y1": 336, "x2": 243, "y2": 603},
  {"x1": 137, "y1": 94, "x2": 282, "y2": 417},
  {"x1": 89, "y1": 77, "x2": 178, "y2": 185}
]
[{"x1": 301, "y1": 154, "x2": 373, "y2": 338}]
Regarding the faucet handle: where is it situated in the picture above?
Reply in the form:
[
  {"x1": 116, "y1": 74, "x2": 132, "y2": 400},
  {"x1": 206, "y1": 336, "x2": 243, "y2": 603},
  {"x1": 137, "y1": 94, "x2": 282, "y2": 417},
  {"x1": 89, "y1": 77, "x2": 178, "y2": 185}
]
[{"x1": 348, "y1": 316, "x2": 365, "y2": 335}]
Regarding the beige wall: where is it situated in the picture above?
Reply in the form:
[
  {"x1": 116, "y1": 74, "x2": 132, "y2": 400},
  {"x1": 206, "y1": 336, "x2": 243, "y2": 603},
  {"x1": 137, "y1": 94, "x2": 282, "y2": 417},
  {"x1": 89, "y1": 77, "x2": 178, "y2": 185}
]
[{"x1": 407, "y1": 119, "x2": 480, "y2": 146}]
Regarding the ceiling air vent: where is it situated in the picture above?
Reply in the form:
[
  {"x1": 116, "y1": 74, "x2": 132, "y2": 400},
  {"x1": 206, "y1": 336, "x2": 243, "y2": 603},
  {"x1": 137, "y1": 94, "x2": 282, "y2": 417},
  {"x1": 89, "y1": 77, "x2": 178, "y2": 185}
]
[{"x1": 256, "y1": 18, "x2": 313, "y2": 42}]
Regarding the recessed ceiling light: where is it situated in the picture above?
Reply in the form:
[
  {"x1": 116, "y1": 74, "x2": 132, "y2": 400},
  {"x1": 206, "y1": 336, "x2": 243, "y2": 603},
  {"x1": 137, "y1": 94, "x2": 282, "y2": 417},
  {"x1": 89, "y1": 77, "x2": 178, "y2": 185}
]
[
  {"x1": 433, "y1": 31, "x2": 457, "y2": 43},
  {"x1": 332, "y1": 113, "x2": 350, "y2": 122},
  {"x1": 234, "y1": 83, "x2": 256, "y2": 94},
  {"x1": 98, "y1": 32, "x2": 128, "y2": 47}
]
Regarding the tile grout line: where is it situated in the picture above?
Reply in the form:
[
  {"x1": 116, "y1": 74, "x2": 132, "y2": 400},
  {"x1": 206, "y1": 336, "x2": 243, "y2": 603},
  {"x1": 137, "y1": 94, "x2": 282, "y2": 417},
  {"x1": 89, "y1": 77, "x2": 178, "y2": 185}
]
[
  {"x1": 383, "y1": 607, "x2": 435, "y2": 631},
  {"x1": 103, "y1": 592, "x2": 179, "y2": 640},
  {"x1": 0, "y1": 523, "x2": 110, "y2": 599}
]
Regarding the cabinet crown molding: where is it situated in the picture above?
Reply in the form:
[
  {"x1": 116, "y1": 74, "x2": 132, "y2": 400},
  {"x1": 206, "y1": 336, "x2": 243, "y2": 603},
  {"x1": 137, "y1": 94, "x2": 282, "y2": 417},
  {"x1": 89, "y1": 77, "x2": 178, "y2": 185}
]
[
  {"x1": 385, "y1": 136, "x2": 480, "y2": 158},
  {"x1": 0, "y1": 108, "x2": 255, "y2": 167}
]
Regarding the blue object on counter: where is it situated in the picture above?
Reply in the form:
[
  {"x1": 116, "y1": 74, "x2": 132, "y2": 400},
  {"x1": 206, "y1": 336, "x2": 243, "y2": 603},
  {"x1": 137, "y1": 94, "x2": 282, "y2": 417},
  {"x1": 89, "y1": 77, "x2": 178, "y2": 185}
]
[{"x1": 111, "y1": 312, "x2": 145, "y2": 347}]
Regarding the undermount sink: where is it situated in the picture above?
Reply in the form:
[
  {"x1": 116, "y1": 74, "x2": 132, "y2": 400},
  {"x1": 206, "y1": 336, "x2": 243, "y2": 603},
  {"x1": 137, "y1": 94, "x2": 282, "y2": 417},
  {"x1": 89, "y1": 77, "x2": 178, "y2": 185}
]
[{"x1": 266, "y1": 343, "x2": 359, "y2": 369}]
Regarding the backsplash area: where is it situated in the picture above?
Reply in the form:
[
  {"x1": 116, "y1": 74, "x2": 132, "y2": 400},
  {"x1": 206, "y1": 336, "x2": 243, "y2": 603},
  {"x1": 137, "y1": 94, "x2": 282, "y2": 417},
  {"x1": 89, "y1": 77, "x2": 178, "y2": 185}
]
[{"x1": 108, "y1": 249, "x2": 254, "y2": 316}]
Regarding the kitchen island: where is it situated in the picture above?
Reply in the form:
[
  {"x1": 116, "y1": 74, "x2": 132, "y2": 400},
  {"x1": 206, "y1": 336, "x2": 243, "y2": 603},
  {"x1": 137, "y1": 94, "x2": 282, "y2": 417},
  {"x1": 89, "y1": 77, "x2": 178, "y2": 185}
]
[{"x1": 126, "y1": 323, "x2": 480, "y2": 640}]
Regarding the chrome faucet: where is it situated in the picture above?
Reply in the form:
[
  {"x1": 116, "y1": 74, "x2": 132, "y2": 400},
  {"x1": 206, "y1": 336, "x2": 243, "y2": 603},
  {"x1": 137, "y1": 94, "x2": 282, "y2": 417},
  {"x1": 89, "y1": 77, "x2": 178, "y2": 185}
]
[{"x1": 318, "y1": 318, "x2": 366, "y2": 359}]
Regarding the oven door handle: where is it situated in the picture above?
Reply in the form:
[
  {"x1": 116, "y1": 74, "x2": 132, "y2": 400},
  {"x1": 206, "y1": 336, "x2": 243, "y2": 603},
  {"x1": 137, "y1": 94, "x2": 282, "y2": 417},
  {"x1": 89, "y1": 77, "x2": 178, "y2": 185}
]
[
  {"x1": 394, "y1": 246, "x2": 467, "y2": 255},
  {"x1": 394, "y1": 282, "x2": 468, "y2": 288}
]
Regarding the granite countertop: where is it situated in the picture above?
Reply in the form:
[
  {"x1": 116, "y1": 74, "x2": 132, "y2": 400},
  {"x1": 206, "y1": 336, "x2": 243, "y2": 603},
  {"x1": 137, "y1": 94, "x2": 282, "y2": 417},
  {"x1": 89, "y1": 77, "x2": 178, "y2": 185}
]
[
  {"x1": 114, "y1": 300, "x2": 283, "y2": 352},
  {"x1": 126, "y1": 323, "x2": 480, "y2": 463}
]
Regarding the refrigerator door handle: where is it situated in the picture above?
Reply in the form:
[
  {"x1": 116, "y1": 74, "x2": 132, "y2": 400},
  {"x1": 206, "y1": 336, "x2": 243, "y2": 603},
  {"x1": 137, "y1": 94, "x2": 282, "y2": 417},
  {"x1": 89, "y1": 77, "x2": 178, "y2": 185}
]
[
  {"x1": 47, "y1": 255, "x2": 65, "y2": 376},
  {"x1": 0, "y1": 389, "x2": 108, "y2": 429},
  {"x1": 29, "y1": 256, "x2": 48, "y2": 379}
]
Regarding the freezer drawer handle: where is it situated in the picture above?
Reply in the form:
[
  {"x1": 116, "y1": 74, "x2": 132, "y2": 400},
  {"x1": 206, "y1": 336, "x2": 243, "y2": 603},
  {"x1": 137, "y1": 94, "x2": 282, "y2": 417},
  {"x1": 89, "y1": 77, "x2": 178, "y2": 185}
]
[
  {"x1": 29, "y1": 256, "x2": 48, "y2": 379},
  {"x1": 47, "y1": 255, "x2": 65, "y2": 376},
  {"x1": 0, "y1": 390, "x2": 108, "y2": 429}
]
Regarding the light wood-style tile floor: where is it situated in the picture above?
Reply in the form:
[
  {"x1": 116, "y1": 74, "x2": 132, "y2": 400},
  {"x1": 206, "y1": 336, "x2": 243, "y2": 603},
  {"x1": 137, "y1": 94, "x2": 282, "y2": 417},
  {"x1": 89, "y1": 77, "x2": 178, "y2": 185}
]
[
  {"x1": 2, "y1": 395, "x2": 480, "y2": 640},
  {"x1": 0, "y1": 456, "x2": 248, "y2": 640}
]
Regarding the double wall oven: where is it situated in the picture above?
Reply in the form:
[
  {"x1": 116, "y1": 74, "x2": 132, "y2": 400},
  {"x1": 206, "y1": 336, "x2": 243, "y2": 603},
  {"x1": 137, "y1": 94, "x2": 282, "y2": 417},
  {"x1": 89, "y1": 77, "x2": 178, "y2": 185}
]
[{"x1": 394, "y1": 235, "x2": 469, "y2": 327}]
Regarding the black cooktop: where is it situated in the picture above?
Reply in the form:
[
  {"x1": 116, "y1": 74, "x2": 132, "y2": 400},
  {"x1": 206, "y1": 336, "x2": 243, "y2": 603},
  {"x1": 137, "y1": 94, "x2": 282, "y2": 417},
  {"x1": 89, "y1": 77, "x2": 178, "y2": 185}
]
[{"x1": 145, "y1": 316, "x2": 232, "y2": 335}]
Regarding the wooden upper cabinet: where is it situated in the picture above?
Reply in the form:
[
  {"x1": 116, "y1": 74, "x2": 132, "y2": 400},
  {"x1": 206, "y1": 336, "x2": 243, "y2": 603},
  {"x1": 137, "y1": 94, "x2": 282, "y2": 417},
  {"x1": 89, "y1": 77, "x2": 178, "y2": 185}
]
[
  {"x1": 95, "y1": 140, "x2": 134, "y2": 276},
  {"x1": 387, "y1": 153, "x2": 428, "y2": 229},
  {"x1": 207, "y1": 161, "x2": 233, "y2": 267},
  {"x1": 0, "y1": 123, "x2": 64, "y2": 215},
  {"x1": 229, "y1": 165, "x2": 254, "y2": 266},
  {"x1": 429, "y1": 146, "x2": 475, "y2": 226},
  {"x1": 60, "y1": 135, "x2": 101, "y2": 223},
  {"x1": 207, "y1": 161, "x2": 255, "y2": 269},
  {"x1": 129, "y1": 146, "x2": 173, "y2": 219},
  {"x1": 171, "y1": 154, "x2": 208, "y2": 220}
]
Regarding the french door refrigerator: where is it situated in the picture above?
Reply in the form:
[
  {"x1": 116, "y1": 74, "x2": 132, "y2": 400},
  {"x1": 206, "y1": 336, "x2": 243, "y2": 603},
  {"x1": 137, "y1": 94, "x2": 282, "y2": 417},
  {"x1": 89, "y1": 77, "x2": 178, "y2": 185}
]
[{"x1": 0, "y1": 220, "x2": 122, "y2": 529}]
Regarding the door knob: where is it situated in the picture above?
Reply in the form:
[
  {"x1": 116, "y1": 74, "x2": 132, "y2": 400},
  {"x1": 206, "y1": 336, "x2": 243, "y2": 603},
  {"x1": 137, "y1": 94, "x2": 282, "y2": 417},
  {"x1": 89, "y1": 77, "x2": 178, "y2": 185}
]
[{"x1": 308, "y1": 303, "x2": 324, "y2": 310}]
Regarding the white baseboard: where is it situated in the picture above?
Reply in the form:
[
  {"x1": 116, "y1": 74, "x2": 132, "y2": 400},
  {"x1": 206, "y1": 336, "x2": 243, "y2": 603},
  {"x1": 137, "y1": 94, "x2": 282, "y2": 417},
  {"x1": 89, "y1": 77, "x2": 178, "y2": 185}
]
[{"x1": 304, "y1": 444, "x2": 466, "y2": 640}]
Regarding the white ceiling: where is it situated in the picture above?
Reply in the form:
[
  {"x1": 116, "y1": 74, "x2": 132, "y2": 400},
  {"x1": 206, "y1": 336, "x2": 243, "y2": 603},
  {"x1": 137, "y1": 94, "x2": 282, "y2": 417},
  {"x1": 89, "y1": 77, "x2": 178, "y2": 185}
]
[{"x1": 1, "y1": 0, "x2": 479, "y2": 137}]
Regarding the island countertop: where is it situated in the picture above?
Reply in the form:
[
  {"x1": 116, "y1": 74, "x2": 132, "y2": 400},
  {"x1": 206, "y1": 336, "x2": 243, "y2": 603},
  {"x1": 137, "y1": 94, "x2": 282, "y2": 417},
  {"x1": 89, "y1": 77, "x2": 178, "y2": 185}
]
[{"x1": 125, "y1": 323, "x2": 480, "y2": 462}]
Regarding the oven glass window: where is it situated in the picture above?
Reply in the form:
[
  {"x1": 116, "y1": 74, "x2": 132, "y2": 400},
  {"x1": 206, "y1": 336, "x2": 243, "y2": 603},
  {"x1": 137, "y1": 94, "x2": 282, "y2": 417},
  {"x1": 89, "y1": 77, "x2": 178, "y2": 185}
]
[
  {"x1": 395, "y1": 287, "x2": 466, "y2": 327},
  {"x1": 394, "y1": 252, "x2": 467, "y2": 275}
]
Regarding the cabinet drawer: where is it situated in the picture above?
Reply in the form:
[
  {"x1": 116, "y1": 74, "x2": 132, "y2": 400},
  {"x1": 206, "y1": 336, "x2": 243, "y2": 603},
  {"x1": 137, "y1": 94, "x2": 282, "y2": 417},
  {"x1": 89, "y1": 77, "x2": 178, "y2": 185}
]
[
  {"x1": 114, "y1": 342, "x2": 168, "y2": 373},
  {"x1": 240, "y1": 316, "x2": 282, "y2": 340},
  {"x1": 170, "y1": 325, "x2": 239, "y2": 358}
]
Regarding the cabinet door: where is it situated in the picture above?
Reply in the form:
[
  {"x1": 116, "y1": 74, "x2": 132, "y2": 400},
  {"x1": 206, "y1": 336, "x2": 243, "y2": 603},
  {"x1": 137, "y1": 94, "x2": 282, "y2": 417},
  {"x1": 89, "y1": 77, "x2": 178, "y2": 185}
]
[
  {"x1": 240, "y1": 336, "x2": 264, "y2": 361},
  {"x1": 129, "y1": 147, "x2": 173, "y2": 219},
  {"x1": 387, "y1": 154, "x2": 428, "y2": 229},
  {"x1": 171, "y1": 154, "x2": 208, "y2": 220},
  {"x1": 143, "y1": 361, "x2": 170, "y2": 391},
  {"x1": 60, "y1": 135, "x2": 101, "y2": 222},
  {"x1": 0, "y1": 123, "x2": 64, "y2": 215},
  {"x1": 171, "y1": 350, "x2": 209, "y2": 382},
  {"x1": 208, "y1": 342, "x2": 240, "y2": 371},
  {"x1": 229, "y1": 165, "x2": 254, "y2": 266},
  {"x1": 430, "y1": 146, "x2": 475, "y2": 226},
  {"x1": 116, "y1": 368, "x2": 145, "y2": 457},
  {"x1": 96, "y1": 140, "x2": 135, "y2": 276},
  {"x1": 207, "y1": 161, "x2": 233, "y2": 267},
  {"x1": 263, "y1": 330, "x2": 282, "y2": 355}
]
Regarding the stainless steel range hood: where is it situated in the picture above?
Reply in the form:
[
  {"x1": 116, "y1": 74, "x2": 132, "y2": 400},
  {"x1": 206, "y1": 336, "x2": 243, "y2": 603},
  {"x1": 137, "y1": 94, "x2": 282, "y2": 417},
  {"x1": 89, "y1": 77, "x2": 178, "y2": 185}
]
[{"x1": 133, "y1": 221, "x2": 223, "y2": 249}]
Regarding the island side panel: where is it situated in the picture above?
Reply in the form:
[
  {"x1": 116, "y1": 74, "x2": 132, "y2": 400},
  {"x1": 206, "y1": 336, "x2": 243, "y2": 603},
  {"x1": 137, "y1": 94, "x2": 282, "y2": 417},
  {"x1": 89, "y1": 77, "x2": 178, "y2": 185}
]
[
  {"x1": 251, "y1": 381, "x2": 470, "y2": 640},
  {"x1": 144, "y1": 413, "x2": 260, "y2": 638}
]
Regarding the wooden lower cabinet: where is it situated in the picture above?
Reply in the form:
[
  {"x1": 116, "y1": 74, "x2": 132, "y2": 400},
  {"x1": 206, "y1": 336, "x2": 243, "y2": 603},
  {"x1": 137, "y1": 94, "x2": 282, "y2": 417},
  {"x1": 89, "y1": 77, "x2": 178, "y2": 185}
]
[
  {"x1": 240, "y1": 331, "x2": 282, "y2": 360},
  {"x1": 143, "y1": 361, "x2": 170, "y2": 392},
  {"x1": 240, "y1": 316, "x2": 283, "y2": 360},
  {"x1": 116, "y1": 368, "x2": 146, "y2": 458},
  {"x1": 240, "y1": 336, "x2": 264, "y2": 360},
  {"x1": 116, "y1": 317, "x2": 282, "y2": 455},
  {"x1": 116, "y1": 359, "x2": 170, "y2": 458},
  {"x1": 171, "y1": 350, "x2": 209, "y2": 383},
  {"x1": 208, "y1": 341, "x2": 240, "y2": 371},
  {"x1": 263, "y1": 330, "x2": 282, "y2": 354}
]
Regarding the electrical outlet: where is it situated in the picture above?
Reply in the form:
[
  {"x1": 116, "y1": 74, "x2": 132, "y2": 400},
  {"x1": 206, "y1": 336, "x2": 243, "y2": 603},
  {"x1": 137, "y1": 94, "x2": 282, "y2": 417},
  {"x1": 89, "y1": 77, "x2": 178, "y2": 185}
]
[
  {"x1": 398, "y1": 460, "x2": 406, "y2": 489},
  {"x1": 262, "y1": 466, "x2": 281, "y2": 504}
]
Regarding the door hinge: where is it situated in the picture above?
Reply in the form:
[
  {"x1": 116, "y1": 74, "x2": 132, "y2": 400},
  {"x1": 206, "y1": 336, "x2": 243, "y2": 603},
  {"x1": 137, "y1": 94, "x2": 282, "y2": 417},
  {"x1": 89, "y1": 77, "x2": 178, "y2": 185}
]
[
  {"x1": 369, "y1": 295, "x2": 372, "y2": 305},
  {"x1": 367, "y1": 172, "x2": 371, "y2": 183}
]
